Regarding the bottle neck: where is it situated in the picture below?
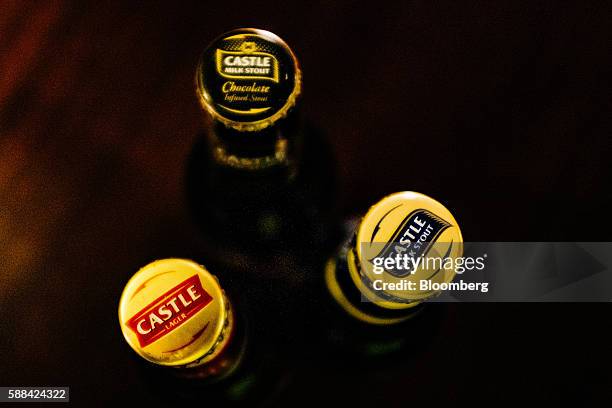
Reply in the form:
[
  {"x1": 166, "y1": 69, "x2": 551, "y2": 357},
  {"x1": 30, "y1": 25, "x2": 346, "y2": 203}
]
[
  {"x1": 326, "y1": 244, "x2": 423, "y2": 326},
  {"x1": 208, "y1": 111, "x2": 301, "y2": 171},
  {"x1": 172, "y1": 299, "x2": 246, "y2": 382}
]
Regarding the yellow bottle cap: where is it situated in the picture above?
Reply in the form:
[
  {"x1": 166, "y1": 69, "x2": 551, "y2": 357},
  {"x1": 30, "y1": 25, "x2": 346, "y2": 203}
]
[
  {"x1": 118, "y1": 259, "x2": 232, "y2": 367},
  {"x1": 351, "y1": 191, "x2": 463, "y2": 308},
  {"x1": 196, "y1": 28, "x2": 301, "y2": 132}
]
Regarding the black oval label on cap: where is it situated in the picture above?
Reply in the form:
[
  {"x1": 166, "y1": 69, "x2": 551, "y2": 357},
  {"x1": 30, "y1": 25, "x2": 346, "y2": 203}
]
[
  {"x1": 197, "y1": 29, "x2": 300, "y2": 130},
  {"x1": 369, "y1": 209, "x2": 452, "y2": 278}
]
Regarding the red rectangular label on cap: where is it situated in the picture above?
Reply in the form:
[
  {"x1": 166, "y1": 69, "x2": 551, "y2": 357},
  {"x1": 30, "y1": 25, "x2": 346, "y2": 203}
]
[{"x1": 126, "y1": 275, "x2": 213, "y2": 348}]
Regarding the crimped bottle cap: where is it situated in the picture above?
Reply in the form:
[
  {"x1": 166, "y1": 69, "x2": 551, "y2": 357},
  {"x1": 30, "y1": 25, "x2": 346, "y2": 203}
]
[
  {"x1": 118, "y1": 259, "x2": 231, "y2": 367},
  {"x1": 196, "y1": 28, "x2": 301, "y2": 132},
  {"x1": 352, "y1": 192, "x2": 463, "y2": 308}
]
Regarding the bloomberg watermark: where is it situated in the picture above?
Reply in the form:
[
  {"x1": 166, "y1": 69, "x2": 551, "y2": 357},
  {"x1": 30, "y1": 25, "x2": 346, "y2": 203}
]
[{"x1": 359, "y1": 242, "x2": 612, "y2": 302}]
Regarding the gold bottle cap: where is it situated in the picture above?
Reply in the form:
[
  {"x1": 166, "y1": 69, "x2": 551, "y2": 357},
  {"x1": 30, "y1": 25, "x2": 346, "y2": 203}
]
[
  {"x1": 118, "y1": 259, "x2": 231, "y2": 367},
  {"x1": 196, "y1": 28, "x2": 301, "y2": 132},
  {"x1": 351, "y1": 191, "x2": 463, "y2": 309}
]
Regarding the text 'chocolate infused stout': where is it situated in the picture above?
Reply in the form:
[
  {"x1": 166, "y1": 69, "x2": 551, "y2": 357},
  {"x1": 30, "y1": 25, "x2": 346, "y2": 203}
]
[
  {"x1": 187, "y1": 28, "x2": 339, "y2": 286},
  {"x1": 118, "y1": 259, "x2": 287, "y2": 404}
]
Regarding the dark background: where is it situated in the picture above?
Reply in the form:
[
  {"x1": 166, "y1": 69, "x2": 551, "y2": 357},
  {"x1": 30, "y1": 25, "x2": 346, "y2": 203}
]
[{"x1": 1, "y1": 1, "x2": 611, "y2": 406}]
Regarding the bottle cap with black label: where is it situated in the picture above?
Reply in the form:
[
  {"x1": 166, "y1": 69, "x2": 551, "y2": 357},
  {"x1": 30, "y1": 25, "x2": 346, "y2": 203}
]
[
  {"x1": 118, "y1": 259, "x2": 234, "y2": 368},
  {"x1": 196, "y1": 28, "x2": 301, "y2": 133},
  {"x1": 326, "y1": 191, "x2": 463, "y2": 323}
]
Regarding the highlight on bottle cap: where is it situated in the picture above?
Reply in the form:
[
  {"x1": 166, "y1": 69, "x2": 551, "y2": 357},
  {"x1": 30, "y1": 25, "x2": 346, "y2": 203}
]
[
  {"x1": 351, "y1": 191, "x2": 463, "y2": 309},
  {"x1": 196, "y1": 28, "x2": 301, "y2": 132},
  {"x1": 118, "y1": 258, "x2": 232, "y2": 367}
]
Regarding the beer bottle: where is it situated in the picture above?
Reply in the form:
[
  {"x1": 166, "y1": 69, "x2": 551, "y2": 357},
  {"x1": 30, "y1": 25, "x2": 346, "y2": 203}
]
[
  {"x1": 186, "y1": 28, "x2": 339, "y2": 283},
  {"x1": 319, "y1": 191, "x2": 463, "y2": 359},
  {"x1": 118, "y1": 258, "x2": 287, "y2": 404}
]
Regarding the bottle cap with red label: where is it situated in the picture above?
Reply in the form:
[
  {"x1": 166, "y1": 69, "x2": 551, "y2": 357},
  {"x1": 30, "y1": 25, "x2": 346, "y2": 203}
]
[{"x1": 118, "y1": 258, "x2": 232, "y2": 367}]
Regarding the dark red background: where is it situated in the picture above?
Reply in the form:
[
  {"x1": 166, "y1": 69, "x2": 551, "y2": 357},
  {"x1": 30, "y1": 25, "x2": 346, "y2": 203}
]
[{"x1": 1, "y1": 1, "x2": 611, "y2": 405}]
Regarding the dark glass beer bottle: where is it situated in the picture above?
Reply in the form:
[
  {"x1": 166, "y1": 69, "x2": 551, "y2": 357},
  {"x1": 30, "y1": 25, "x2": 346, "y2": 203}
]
[
  {"x1": 118, "y1": 258, "x2": 288, "y2": 405},
  {"x1": 318, "y1": 192, "x2": 463, "y2": 359},
  {"x1": 186, "y1": 28, "x2": 338, "y2": 284}
]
